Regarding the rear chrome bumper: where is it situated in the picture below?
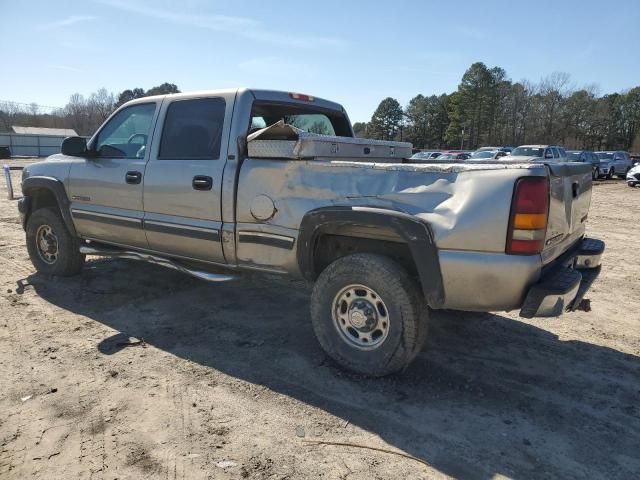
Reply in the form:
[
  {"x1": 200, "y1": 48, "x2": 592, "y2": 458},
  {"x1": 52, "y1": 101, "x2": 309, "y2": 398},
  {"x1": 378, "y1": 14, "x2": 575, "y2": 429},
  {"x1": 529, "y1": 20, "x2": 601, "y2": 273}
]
[{"x1": 520, "y1": 237, "x2": 604, "y2": 318}]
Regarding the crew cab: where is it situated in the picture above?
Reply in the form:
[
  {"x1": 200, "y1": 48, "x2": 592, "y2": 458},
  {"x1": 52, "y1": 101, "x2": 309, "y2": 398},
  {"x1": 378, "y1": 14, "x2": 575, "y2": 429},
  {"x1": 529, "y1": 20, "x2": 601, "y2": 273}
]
[{"x1": 18, "y1": 88, "x2": 604, "y2": 376}]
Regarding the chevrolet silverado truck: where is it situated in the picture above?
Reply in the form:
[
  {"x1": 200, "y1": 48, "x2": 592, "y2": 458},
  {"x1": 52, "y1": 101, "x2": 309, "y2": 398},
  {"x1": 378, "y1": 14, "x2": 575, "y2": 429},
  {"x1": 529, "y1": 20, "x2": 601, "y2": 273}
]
[{"x1": 18, "y1": 88, "x2": 604, "y2": 376}]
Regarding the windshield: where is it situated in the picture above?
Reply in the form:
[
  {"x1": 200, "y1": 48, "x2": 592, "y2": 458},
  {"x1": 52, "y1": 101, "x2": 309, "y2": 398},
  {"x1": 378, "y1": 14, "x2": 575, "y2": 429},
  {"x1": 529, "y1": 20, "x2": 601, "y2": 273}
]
[
  {"x1": 512, "y1": 147, "x2": 544, "y2": 157},
  {"x1": 471, "y1": 151, "x2": 495, "y2": 158},
  {"x1": 597, "y1": 152, "x2": 613, "y2": 160},
  {"x1": 410, "y1": 152, "x2": 432, "y2": 159}
]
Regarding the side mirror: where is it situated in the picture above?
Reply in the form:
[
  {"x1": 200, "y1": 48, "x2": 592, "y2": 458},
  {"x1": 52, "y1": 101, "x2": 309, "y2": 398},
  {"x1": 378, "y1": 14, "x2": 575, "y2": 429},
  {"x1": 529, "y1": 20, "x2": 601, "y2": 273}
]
[
  {"x1": 544, "y1": 152, "x2": 554, "y2": 159},
  {"x1": 61, "y1": 136, "x2": 88, "y2": 157}
]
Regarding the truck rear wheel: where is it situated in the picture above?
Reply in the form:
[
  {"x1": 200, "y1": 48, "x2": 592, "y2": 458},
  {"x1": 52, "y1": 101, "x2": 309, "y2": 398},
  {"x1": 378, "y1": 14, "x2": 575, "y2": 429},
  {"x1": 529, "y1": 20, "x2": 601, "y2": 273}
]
[
  {"x1": 26, "y1": 207, "x2": 84, "y2": 276},
  {"x1": 310, "y1": 253, "x2": 428, "y2": 376}
]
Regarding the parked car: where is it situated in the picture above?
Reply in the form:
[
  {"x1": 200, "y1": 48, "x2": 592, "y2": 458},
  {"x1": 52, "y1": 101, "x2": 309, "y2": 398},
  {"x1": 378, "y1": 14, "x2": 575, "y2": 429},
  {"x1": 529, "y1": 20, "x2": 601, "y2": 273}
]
[
  {"x1": 409, "y1": 151, "x2": 441, "y2": 161},
  {"x1": 626, "y1": 163, "x2": 640, "y2": 187},
  {"x1": 509, "y1": 145, "x2": 568, "y2": 162},
  {"x1": 596, "y1": 151, "x2": 632, "y2": 179},
  {"x1": 18, "y1": 88, "x2": 604, "y2": 376},
  {"x1": 469, "y1": 150, "x2": 508, "y2": 160},
  {"x1": 566, "y1": 150, "x2": 600, "y2": 180},
  {"x1": 594, "y1": 154, "x2": 615, "y2": 179},
  {"x1": 438, "y1": 152, "x2": 471, "y2": 160}
]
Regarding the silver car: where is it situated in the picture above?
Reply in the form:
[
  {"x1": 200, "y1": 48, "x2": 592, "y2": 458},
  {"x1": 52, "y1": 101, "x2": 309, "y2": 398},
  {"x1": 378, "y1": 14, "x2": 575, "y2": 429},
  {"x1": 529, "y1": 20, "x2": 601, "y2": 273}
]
[
  {"x1": 509, "y1": 145, "x2": 568, "y2": 162},
  {"x1": 596, "y1": 151, "x2": 632, "y2": 179}
]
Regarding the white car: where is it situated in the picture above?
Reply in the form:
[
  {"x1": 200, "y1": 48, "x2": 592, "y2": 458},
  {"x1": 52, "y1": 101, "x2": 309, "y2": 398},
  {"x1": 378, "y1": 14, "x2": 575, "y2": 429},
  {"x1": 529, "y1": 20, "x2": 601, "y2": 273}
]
[
  {"x1": 627, "y1": 163, "x2": 640, "y2": 187},
  {"x1": 409, "y1": 151, "x2": 442, "y2": 161}
]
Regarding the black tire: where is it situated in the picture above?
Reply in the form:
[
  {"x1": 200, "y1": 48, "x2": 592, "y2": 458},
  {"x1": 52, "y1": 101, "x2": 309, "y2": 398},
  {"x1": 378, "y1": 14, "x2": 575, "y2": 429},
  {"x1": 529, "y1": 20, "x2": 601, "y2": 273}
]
[
  {"x1": 310, "y1": 253, "x2": 428, "y2": 376},
  {"x1": 607, "y1": 168, "x2": 614, "y2": 179},
  {"x1": 26, "y1": 207, "x2": 84, "y2": 276},
  {"x1": 592, "y1": 166, "x2": 598, "y2": 180}
]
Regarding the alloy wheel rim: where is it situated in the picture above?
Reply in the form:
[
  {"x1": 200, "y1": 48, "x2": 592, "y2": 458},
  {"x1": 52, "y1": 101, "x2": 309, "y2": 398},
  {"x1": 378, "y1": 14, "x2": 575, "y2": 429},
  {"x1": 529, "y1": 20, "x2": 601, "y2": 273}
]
[
  {"x1": 332, "y1": 284, "x2": 390, "y2": 350},
  {"x1": 35, "y1": 224, "x2": 59, "y2": 264}
]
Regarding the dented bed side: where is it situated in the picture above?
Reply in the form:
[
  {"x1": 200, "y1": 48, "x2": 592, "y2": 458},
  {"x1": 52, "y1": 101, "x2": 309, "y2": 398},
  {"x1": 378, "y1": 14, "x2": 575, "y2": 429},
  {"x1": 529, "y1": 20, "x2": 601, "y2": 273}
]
[{"x1": 234, "y1": 159, "x2": 548, "y2": 310}]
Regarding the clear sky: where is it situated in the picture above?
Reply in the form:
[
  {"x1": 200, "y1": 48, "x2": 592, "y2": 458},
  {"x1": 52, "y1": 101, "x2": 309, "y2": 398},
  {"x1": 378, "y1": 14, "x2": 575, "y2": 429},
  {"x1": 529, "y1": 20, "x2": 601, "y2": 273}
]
[{"x1": 2, "y1": 0, "x2": 639, "y2": 122}]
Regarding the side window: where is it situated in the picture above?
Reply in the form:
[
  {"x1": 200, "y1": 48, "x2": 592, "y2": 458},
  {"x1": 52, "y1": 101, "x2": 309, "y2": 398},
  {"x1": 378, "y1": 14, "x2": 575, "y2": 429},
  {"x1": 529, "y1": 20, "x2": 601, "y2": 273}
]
[
  {"x1": 558, "y1": 148, "x2": 566, "y2": 157},
  {"x1": 96, "y1": 103, "x2": 156, "y2": 158},
  {"x1": 552, "y1": 148, "x2": 560, "y2": 158},
  {"x1": 159, "y1": 98, "x2": 226, "y2": 159}
]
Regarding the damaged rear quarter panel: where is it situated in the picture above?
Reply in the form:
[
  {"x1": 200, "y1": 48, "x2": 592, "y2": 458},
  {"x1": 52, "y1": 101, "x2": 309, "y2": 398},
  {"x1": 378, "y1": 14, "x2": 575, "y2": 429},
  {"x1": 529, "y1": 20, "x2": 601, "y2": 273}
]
[{"x1": 236, "y1": 159, "x2": 546, "y2": 254}]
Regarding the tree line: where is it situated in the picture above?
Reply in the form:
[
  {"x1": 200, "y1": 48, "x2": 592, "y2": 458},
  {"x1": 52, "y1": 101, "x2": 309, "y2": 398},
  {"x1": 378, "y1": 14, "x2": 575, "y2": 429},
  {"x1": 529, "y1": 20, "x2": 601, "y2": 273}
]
[
  {"x1": 354, "y1": 62, "x2": 640, "y2": 152},
  {"x1": 0, "y1": 83, "x2": 179, "y2": 136}
]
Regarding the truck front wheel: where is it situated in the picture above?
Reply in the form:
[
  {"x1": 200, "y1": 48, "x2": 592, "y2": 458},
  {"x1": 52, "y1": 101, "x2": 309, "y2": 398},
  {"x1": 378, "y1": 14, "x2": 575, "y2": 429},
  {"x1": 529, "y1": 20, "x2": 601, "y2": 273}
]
[
  {"x1": 310, "y1": 253, "x2": 428, "y2": 376},
  {"x1": 26, "y1": 207, "x2": 84, "y2": 276}
]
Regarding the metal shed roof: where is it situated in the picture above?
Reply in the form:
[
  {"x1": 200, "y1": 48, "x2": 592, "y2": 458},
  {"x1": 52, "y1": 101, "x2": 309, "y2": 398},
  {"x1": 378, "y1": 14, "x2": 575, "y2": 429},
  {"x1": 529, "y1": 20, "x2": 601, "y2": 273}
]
[{"x1": 11, "y1": 126, "x2": 77, "y2": 136}]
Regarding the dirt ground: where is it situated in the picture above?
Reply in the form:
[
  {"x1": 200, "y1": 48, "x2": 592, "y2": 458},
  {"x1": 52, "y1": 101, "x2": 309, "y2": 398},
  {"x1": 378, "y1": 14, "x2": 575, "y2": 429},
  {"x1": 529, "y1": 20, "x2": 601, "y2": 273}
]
[{"x1": 0, "y1": 162, "x2": 639, "y2": 480}]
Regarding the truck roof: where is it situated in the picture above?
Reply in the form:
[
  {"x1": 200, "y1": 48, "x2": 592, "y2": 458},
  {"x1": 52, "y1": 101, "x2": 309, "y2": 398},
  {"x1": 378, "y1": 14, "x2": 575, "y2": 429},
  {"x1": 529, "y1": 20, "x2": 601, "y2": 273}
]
[{"x1": 136, "y1": 88, "x2": 347, "y2": 114}]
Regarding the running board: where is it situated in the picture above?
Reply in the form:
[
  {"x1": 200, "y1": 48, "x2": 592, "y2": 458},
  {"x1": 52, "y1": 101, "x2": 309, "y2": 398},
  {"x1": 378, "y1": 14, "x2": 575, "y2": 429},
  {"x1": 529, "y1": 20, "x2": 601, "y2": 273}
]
[{"x1": 79, "y1": 245, "x2": 235, "y2": 282}]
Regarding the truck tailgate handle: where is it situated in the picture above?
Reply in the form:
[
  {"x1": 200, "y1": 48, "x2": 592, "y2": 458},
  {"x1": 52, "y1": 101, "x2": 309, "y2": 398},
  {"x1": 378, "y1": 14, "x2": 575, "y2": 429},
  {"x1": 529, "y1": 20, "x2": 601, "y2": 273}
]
[{"x1": 192, "y1": 175, "x2": 213, "y2": 191}]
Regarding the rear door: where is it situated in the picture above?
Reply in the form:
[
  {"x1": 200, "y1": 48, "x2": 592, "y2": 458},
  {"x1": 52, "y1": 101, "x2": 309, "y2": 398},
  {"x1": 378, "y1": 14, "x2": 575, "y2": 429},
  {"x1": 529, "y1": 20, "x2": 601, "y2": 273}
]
[
  {"x1": 142, "y1": 93, "x2": 235, "y2": 264},
  {"x1": 68, "y1": 101, "x2": 160, "y2": 249}
]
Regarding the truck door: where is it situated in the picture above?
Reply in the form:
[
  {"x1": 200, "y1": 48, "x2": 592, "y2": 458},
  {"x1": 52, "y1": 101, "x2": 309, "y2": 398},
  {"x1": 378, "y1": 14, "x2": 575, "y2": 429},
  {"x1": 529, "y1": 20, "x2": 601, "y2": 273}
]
[
  {"x1": 68, "y1": 101, "x2": 160, "y2": 249},
  {"x1": 142, "y1": 94, "x2": 234, "y2": 264}
]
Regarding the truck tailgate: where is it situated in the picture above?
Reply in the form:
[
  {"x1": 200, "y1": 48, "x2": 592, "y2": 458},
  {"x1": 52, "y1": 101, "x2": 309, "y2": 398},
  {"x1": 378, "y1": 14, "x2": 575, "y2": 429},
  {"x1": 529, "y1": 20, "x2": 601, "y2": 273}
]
[{"x1": 542, "y1": 162, "x2": 593, "y2": 265}]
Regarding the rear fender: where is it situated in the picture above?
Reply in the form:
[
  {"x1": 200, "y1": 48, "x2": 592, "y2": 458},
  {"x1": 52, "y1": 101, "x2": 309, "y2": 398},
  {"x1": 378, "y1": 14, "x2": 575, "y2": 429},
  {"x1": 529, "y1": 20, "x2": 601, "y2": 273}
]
[{"x1": 297, "y1": 206, "x2": 444, "y2": 308}]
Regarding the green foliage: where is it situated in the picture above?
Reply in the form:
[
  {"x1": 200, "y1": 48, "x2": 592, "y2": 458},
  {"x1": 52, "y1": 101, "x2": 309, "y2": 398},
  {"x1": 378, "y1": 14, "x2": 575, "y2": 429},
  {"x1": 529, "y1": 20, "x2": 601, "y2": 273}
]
[
  {"x1": 375, "y1": 63, "x2": 640, "y2": 151},
  {"x1": 116, "y1": 83, "x2": 180, "y2": 107},
  {"x1": 368, "y1": 97, "x2": 404, "y2": 140},
  {"x1": 145, "y1": 82, "x2": 180, "y2": 97},
  {"x1": 116, "y1": 88, "x2": 145, "y2": 107},
  {"x1": 405, "y1": 94, "x2": 449, "y2": 148}
]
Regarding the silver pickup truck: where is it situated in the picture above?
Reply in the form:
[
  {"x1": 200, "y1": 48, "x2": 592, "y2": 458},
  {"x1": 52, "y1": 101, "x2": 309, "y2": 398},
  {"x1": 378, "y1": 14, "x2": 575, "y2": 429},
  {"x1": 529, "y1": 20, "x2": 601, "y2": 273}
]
[{"x1": 18, "y1": 88, "x2": 604, "y2": 376}]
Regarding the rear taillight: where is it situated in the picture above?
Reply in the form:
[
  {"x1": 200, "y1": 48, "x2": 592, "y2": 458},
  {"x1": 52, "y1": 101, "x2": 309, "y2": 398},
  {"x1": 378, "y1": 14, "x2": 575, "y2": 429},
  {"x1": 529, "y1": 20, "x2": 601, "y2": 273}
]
[{"x1": 506, "y1": 177, "x2": 549, "y2": 254}]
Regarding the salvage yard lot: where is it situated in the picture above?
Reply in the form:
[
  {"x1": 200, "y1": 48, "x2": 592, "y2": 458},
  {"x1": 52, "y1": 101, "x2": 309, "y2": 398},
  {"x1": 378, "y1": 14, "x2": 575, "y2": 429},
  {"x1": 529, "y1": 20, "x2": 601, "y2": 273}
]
[{"x1": 1, "y1": 167, "x2": 639, "y2": 479}]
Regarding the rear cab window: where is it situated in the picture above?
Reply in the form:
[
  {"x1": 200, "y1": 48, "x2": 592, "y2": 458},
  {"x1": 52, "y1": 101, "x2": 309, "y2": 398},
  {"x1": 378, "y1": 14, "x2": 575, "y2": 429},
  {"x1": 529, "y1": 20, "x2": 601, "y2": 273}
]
[{"x1": 249, "y1": 102, "x2": 352, "y2": 137}]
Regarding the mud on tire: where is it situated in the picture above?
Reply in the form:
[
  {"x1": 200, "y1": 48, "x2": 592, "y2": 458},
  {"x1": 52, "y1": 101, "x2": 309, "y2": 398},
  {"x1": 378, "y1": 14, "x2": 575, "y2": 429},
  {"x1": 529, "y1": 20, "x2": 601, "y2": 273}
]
[
  {"x1": 310, "y1": 253, "x2": 428, "y2": 376},
  {"x1": 26, "y1": 207, "x2": 84, "y2": 276}
]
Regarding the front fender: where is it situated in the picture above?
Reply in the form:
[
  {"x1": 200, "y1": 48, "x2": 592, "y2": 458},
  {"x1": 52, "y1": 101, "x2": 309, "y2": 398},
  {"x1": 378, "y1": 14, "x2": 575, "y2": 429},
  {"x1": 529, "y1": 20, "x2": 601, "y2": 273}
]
[
  {"x1": 297, "y1": 206, "x2": 444, "y2": 308},
  {"x1": 20, "y1": 176, "x2": 76, "y2": 236}
]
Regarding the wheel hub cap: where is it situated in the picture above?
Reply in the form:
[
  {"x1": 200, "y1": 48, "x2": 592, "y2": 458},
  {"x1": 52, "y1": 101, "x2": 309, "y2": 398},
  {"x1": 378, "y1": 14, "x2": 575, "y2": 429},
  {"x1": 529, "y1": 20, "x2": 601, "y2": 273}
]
[
  {"x1": 35, "y1": 225, "x2": 59, "y2": 264},
  {"x1": 332, "y1": 284, "x2": 390, "y2": 350}
]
